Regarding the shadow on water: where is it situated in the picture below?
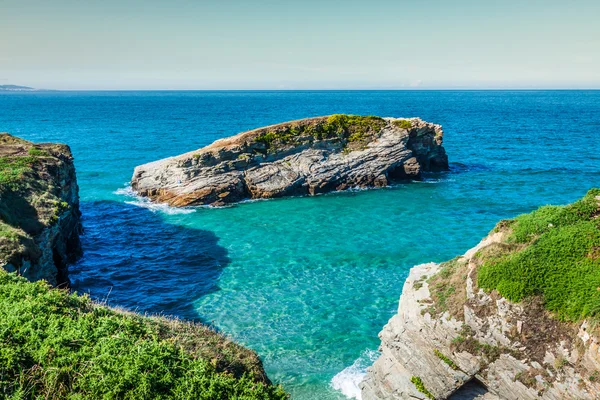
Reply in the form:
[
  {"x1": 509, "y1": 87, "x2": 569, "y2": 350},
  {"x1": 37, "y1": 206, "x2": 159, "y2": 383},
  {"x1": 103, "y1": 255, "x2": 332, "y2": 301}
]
[{"x1": 70, "y1": 200, "x2": 229, "y2": 322}]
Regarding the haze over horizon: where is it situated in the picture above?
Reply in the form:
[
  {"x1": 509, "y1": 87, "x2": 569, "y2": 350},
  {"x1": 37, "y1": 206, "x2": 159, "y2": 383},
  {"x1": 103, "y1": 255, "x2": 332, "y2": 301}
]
[{"x1": 2, "y1": 0, "x2": 599, "y2": 90}]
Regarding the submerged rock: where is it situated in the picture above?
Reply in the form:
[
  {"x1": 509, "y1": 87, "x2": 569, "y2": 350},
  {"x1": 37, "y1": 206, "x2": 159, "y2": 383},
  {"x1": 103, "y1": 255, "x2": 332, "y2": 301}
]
[
  {"x1": 0, "y1": 133, "x2": 82, "y2": 286},
  {"x1": 361, "y1": 189, "x2": 600, "y2": 399},
  {"x1": 131, "y1": 115, "x2": 448, "y2": 206}
]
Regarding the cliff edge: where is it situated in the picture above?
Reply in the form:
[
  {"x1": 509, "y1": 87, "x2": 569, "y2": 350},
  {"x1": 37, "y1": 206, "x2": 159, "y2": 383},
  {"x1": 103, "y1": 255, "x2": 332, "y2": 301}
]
[
  {"x1": 0, "y1": 134, "x2": 287, "y2": 399},
  {"x1": 361, "y1": 189, "x2": 600, "y2": 399},
  {"x1": 0, "y1": 133, "x2": 82, "y2": 286},
  {"x1": 131, "y1": 115, "x2": 448, "y2": 206}
]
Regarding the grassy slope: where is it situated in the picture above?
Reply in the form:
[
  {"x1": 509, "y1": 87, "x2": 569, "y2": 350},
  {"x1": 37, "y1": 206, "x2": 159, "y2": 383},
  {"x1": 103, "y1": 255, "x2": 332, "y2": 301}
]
[
  {"x1": 0, "y1": 272, "x2": 287, "y2": 399},
  {"x1": 478, "y1": 188, "x2": 600, "y2": 321},
  {"x1": 427, "y1": 188, "x2": 600, "y2": 324}
]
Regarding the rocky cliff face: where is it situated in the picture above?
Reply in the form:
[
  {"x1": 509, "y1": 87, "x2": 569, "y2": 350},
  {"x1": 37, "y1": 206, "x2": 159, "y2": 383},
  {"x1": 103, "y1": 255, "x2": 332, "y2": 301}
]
[
  {"x1": 131, "y1": 115, "x2": 448, "y2": 206},
  {"x1": 361, "y1": 190, "x2": 600, "y2": 400},
  {"x1": 0, "y1": 133, "x2": 82, "y2": 286}
]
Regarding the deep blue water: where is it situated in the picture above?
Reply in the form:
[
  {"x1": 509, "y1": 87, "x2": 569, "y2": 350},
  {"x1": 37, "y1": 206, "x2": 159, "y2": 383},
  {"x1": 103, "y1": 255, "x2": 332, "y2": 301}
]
[{"x1": 1, "y1": 90, "x2": 599, "y2": 399}]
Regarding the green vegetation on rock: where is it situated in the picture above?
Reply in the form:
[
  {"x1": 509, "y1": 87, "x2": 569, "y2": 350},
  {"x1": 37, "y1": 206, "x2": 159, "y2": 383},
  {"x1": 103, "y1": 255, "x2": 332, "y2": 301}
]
[
  {"x1": 27, "y1": 147, "x2": 49, "y2": 157},
  {"x1": 0, "y1": 155, "x2": 37, "y2": 187},
  {"x1": 254, "y1": 114, "x2": 386, "y2": 153},
  {"x1": 433, "y1": 349, "x2": 459, "y2": 370},
  {"x1": 410, "y1": 376, "x2": 434, "y2": 400},
  {"x1": 478, "y1": 188, "x2": 600, "y2": 321},
  {"x1": 0, "y1": 271, "x2": 287, "y2": 399},
  {"x1": 424, "y1": 257, "x2": 467, "y2": 318},
  {"x1": 392, "y1": 119, "x2": 413, "y2": 130}
]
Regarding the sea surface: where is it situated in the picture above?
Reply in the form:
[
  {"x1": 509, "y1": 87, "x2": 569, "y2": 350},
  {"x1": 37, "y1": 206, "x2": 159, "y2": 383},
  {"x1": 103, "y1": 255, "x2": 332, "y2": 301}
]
[{"x1": 1, "y1": 90, "x2": 599, "y2": 399}]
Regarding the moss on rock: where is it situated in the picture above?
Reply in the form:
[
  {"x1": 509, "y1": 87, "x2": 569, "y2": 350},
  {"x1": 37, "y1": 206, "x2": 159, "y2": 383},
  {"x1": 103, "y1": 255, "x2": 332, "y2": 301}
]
[{"x1": 254, "y1": 114, "x2": 386, "y2": 153}]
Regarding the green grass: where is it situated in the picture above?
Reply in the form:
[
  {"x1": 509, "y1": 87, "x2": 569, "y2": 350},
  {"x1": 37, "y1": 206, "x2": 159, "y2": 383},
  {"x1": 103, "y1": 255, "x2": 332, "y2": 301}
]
[
  {"x1": 478, "y1": 188, "x2": 600, "y2": 321},
  {"x1": 0, "y1": 222, "x2": 19, "y2": 241},
  {"x1": 254, "y1": 114, "x2": 386, "y2": 152},
  {"x1": 0, "y1": 156, "x2": 37, "y2": 187},
  {"x1": 0, "y1": 271, "x2": 288, "y2": 399},
  {"x1": 392, "y1": 119, "x2": 413, "y2": 130},
  {"x1": 27, "y1": 147, "x2": 49, "y2": 157}
]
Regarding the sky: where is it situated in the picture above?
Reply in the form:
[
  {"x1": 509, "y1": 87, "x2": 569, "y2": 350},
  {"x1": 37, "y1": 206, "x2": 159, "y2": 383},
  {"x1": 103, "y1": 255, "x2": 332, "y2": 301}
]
[{"x1": 1, "y1": 0, "x2": 599, "y2": 90}]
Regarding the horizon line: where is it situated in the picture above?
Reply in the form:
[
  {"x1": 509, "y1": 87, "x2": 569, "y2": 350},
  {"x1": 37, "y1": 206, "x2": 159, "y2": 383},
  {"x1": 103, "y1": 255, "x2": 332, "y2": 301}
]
[{"x1": 3, "y1": 88, "x2": 600, "y2": 92}]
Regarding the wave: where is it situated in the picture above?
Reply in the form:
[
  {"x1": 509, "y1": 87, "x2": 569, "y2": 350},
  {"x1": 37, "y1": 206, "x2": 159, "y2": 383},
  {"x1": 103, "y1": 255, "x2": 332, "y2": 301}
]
[
  {"x1": 331, "y1": 349, "x2": 379, "y2": 399},
  {"x1": 114, "y1": 186, "x2": 196, "y2": 215}
]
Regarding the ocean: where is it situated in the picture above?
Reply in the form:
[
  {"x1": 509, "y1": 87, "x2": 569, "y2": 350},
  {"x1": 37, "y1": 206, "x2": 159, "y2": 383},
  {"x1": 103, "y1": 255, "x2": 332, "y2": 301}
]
[{"x1": 1, "y1": 90, "x2": 599, "y2": 399}]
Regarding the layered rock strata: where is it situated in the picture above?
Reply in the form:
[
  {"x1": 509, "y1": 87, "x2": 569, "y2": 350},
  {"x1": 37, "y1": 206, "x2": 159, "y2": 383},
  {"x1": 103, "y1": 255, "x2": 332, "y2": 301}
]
[
  {"x1": 361, "y1": 191, "x2": 600, "y2": 399},
  {"x1": 131, "y1": 115, "x2": 448, "y2": 206}
]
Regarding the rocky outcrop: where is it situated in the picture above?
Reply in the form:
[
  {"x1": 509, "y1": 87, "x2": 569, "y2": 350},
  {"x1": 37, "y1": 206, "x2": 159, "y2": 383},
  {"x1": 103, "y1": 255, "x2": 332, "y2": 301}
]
[
  {"x1": 0, "y1": 133, "x2": 82, "y2": 286},
  {"x1": 361, "y1": 191, "x2": 600, "y2": 399},
  {"x1": 131, "y1": 115, "x2": 448, "y2": 206}
]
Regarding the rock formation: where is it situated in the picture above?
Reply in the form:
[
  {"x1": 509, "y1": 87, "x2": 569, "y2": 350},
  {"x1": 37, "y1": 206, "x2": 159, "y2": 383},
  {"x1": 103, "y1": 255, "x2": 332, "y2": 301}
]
[
  {"x1": 361, "y1": 189, "x2": 600, "y2": 399},
  {"x1": 0, "y1": 133, "x2": 82, "y2": 286},
  {"x1": 131, "y1": 115, "x2": 448, "y2": 206}
]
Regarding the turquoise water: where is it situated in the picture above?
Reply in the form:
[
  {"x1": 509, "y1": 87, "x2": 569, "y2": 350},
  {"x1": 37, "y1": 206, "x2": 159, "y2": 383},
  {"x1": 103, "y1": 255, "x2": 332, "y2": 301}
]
[{"x1": 1, "y1": 91, "x2": 599, "y2": 399}]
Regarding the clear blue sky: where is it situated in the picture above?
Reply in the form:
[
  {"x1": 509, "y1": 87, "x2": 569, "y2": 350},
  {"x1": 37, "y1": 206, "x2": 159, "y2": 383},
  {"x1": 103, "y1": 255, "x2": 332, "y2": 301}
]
[{"x1": 1, "y1": 0, "x2": 599, "y2": 90}]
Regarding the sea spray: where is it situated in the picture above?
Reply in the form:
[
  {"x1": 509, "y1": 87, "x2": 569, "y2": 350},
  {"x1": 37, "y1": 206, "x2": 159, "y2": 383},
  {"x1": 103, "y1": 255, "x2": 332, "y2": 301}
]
[
  {"x1": 331, "y1": 349, "x2": 379, "y2": 399},
  {"x1": 114, "y1": 186, "x2": 196, "y2": 215}
]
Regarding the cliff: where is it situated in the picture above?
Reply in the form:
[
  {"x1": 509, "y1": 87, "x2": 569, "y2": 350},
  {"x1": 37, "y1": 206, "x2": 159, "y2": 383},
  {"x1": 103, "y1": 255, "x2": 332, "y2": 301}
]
[
  {"x1": 0, "y1": 133, "x2": 82, "y2": 286},
  {"x1": 0, "y1": 134, "x2": 287, "y2": 399},
  {"x1": 131, "y1": 115, "x2": 448, "y2": 206},
  {"x1": 361, "y1": 189, "x2": 600, "y2": 399}
]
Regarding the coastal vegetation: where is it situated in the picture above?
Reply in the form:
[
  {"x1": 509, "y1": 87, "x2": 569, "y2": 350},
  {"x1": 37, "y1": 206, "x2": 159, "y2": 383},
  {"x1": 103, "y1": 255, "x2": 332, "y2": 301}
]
[
  {"x1": 478, "y1": 188, "x2": 600, "y2": 321},
  {"x1": 424, "y1": 189, "x2": 600, "y2": 324},
  {"x1": 433, "y1": 349, "x2": 459, "y2": 370},
  {"x1": 0, "y1": 271, "x2": 287, "y2": 399},
  {"x1": 0, "y1": 155, "x2": 37, "y2": 187},
  {"x1": 392, "y1": 119, "x2": 412, "y2": 130},
  {"x1": 254, "y1": 114, "x2": 386, "y2": 152},
  {"x1": 410, "y1": 376, "x2": 434, "y2": 400}
]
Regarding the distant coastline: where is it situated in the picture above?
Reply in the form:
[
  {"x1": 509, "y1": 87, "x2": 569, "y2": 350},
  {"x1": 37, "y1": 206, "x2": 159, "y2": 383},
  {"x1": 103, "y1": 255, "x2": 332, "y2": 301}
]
[{"x1": 0, "y1": 84, "x2": 45, "y2": 92}]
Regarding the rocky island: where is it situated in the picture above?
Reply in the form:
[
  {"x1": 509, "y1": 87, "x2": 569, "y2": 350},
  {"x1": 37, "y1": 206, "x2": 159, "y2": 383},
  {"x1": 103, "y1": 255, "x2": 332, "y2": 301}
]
[
  {"x1": 361, "y1": 189, "x2": 600, "y2": 399},
  {"x1": 131, "y1": 115, "x2": 448, "y2": 206},
  {"x1": 0, "y1": 134, "x2": 287, "y2": 399}
]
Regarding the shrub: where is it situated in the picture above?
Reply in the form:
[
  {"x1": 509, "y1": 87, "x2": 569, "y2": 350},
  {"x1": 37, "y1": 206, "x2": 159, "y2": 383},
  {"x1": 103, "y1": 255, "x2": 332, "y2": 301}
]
[
  {"x1": 0, "y1": 271, "x2": 288, "y2": 399},
  {"x1": 393, "y1": 119, "x2": 412, "y2": 130},
  {"x1": 253, "y1": 115, "x2": 385, "y2": 152},
  {"x1": 478, "y1": 189, "x2": 600, "y2": 321}
]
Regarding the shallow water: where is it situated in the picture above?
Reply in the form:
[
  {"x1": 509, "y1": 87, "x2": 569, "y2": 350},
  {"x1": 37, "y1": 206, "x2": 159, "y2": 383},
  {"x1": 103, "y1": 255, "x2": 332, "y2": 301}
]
[{"x1": 1, "y1": 90, "x2": 599, "y2": 399}]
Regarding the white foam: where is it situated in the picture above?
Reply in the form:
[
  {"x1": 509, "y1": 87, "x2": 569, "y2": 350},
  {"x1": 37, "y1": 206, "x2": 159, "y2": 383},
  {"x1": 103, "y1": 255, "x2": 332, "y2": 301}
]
[
  {"x1": 114, "y1": 186, "x2": 196, "y2": 215},
  {"x1": 331, "y1": 349, "x2": 379, "y2": 399}
]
